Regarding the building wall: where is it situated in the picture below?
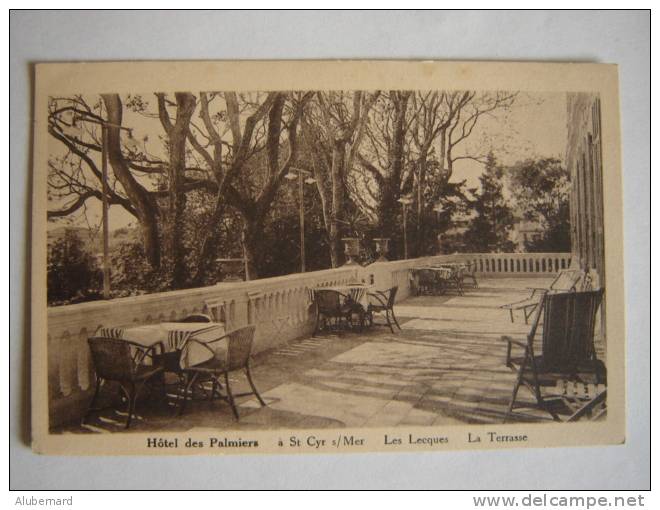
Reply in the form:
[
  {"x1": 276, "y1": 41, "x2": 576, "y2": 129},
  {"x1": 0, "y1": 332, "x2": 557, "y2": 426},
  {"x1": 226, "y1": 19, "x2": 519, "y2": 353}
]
[{"x1": 566, "y1": 92, "x2": 605, "y2": 286}]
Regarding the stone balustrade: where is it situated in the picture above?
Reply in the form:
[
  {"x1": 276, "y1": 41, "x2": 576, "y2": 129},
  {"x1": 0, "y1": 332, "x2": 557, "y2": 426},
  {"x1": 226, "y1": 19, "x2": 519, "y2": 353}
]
[{"x1": 45, "y1": 251, "x2": 570, "y2": 427}]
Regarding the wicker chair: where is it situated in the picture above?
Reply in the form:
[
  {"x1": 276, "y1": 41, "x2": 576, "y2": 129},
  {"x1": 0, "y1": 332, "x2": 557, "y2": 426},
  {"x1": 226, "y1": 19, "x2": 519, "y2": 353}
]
[
  {"x1": 312, "y1": 289, "x2": 356, "y2": 336},
  {"x1": 415, "y1": 268, "x2": 440, "y2": 295},
  {"x1": 366, "y1": 286, "x2": 401, "y2": 333},
  {"x1": 180, "y1": 325, "x2": 265, "y2": 420},
  {"x1": 155, "y1": 322, "x2": 223, "y2": 413},
  {"x1": 434, "y1": 265, "x2": 464, "y2": 295},
  {"x1": 85, "y1": 337, "x2": 163, "y2": 429},
  {"x1": 501, "y1": 289, "x2": 606, "y2": 422}
]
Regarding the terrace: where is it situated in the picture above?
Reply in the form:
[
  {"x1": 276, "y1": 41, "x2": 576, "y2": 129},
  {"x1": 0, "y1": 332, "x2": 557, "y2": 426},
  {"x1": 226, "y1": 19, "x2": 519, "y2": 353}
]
[{"x1": 48, "y1": 251, "x2": 595, "y2": 432}]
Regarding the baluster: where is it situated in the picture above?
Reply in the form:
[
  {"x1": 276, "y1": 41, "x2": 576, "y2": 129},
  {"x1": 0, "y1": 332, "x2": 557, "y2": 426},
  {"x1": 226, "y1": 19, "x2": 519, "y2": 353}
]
[
  {"x1": 76, "y1": 328, "x2": 91, "y2": 392},
  {"x1": 47, "y1": 334, "x2": 58, "y2": 401},
  {"x1": 58, "y1": 330, "x2": 73, "y2": 397}
]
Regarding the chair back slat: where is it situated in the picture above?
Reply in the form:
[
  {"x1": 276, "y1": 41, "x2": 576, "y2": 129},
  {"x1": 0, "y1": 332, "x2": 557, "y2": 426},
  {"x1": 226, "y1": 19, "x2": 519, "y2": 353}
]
[
  {"x1": 541, "y1": 289, "x2": 604, "y2": 369},
  {"x1": 88, "y1": 337, "x2": 135, "y2": 380},
  {"x1": 226, "y1": 325, "x2": 257, "y2": 371}
]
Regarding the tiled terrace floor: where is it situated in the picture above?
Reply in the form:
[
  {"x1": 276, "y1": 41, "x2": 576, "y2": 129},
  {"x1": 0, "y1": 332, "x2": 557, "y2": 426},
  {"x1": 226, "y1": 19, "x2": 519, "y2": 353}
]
[{"x1": 62, "y1": 276, "x2": 605, "y2": 434}]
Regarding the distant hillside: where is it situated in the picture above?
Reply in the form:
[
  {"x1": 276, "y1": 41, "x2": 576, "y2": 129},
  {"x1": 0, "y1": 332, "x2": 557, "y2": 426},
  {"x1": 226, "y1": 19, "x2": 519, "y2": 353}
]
[{"x1": 47, "y1": 226, "x2": 140, "y2": 255}]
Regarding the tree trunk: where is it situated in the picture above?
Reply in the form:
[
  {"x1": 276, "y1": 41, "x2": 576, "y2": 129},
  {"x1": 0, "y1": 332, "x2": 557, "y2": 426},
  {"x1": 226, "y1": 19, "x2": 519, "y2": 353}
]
[
  {"x1": 192, "y1": 194, "x2": 224, "y2": 286},
  {"x1": 378, "y1": 92, "x2": 410, "y2": 247},
  {"x1": 414, "y1": 154, "x2": 426, "y2": 257},
  {"x1": 241, "y1": 215, "x2": 265, "y2": 280},
  {"x1": 166, "y1": 93, "x2": 197, "y2": 289},
  {"x1": 101, "y1": 94, "x2": 161, "y2": 268},
  {"x1": 328, "y1": 139, "x2": 346, "y2": 267}
]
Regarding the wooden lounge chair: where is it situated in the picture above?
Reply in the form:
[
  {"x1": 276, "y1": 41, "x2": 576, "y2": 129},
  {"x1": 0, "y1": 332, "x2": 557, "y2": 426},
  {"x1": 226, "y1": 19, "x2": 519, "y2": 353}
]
[
  {"x1": 181, "y1": 325, "x2": 266, "y2": 420},
  {"x1": 85, "y1": 336, "x2": 164, "y2": 429},
  {"x1": 501, "y1": 289, "x2": 606, "y2": 423},
  {"x1": 501, "y1": 269, "x2": 585, "y2": 323},
  {"x1": 366, "y1": 286, "x2": 401, "y2": 333}
]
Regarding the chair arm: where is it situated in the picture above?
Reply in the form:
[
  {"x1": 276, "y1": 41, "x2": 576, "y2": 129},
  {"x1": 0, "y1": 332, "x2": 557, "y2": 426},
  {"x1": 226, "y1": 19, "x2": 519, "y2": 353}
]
[
  {"x1": 501, "y1": 297, "x2": 541, "y2": 310},
  {"x1": 127, "y1": 341, "x2": 162, "y2": 366},
  {"x1": 499, "y1": 335, "x2": 527, "y2": 349},
  {"x1": 183, "y1": 336, "x2": 222, "y2": 358},
  {"x1": 194, "y1": 332, "x2": 230, "y2": 346},
  {"x1": 526, "y1": 287, "x2": 550, "y2": 294},
  {"x1": 367, "y1": 292, "x2": 388, "y2": 308}
]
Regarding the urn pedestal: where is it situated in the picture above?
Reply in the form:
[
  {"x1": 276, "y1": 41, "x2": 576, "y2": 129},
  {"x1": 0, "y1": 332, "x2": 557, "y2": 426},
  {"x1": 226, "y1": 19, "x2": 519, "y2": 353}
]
[
  {"x1": 341, "y1": 237, "x2": 361, "y2": 266},
  {"x1": 373, "y1": 238, "x2": 390, "y2": 262}
]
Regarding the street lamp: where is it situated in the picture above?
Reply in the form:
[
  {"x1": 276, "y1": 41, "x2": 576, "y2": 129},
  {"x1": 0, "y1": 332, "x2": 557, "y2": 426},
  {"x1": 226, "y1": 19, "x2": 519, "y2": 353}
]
[
  {"x1": 65, "y1": 113, "x2": 138, "y2": 299},
  {"x1": 397, "y1": 195, "x2": 413, "y2": 259},
  {"x1": 285, "y1": 167, "x2": 316, "y2": 272}
]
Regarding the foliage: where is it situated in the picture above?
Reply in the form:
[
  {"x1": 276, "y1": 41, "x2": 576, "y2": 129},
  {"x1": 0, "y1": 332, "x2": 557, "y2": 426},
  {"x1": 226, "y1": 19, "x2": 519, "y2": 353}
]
[
  {"x1": 464, "y1": 152, "x2": 516, "y2": 252},
  {"x1": 47, "y1": 89, "x2": 568, "y2": 305},
  {"x1": 507, "y1": 157, "x2": 571, "y2": 252},
  {"x1": 47, "y1": 230, "x2": 102, "y2": 305}
]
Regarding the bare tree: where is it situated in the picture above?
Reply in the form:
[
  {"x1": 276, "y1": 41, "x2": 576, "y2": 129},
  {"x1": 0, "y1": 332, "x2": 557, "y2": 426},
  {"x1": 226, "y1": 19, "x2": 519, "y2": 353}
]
[
  {"x1": 353, "y1": 91, "x2": 413, "y2": 242},
  {"x1": 301, "y1": 91, "x2": 380, "y2": 267},
  {"x1": 352, "y1": 90, "x2": 516, "y2": 256},
  {"x1": 47, "y1": 95, "x2": 163, "y2": 268}
]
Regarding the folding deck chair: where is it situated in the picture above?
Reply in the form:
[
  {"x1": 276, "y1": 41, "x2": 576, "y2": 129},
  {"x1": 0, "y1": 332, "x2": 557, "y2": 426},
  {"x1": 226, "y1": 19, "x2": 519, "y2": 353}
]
[
  {"x1": 501, "y1": 289, "x2": 606, "y2": 423},
  {"x1": 501, "y1": 269, "x2": 586, "y2": 324}
]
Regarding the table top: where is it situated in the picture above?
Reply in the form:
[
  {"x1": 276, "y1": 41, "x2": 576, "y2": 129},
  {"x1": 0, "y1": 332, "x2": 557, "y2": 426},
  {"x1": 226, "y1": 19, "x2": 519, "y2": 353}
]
[
  {"x1": 123, "y1": 322, "x2": 225, "y2": 347},
  {"x1": 122, "y1": 322, "x2": 226, "y2": 369},
  {"x1": 312, "y1": 284, "x2": 374, "y2": 308}
]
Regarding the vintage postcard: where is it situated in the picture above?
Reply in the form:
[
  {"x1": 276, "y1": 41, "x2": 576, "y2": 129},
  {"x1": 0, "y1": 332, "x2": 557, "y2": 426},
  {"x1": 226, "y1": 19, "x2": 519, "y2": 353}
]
[{"x1": 31, "y1": 60, "x2": 625, "y2": 455}]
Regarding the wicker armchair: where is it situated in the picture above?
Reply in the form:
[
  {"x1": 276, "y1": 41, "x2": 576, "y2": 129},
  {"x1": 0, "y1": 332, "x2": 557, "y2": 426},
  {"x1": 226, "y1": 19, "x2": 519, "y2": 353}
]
[
  {"x1": 415, "y1": 268, "x2": 440, "y2": 295},
  {"x1": 366, "y1": 286, "x2": 401, "y2": 333},
  {"x1": 312, "y1": 289, "x2": 357, "y2": 336},
  {"x1": 85, "y1": 336, "x2": 163, "y2": 429},
  {"x1": 181, "y1": 325, "x2": 265, "y2": 420}
]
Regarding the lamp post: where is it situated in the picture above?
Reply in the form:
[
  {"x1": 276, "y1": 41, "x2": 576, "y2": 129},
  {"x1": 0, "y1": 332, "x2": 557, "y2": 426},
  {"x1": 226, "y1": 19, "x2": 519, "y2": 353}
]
[
  {"x1": 285, "y1": 167, "x2": 316, "y2": 273},
  {"x1": 64, "y1": 114, "x2": 140, "y2": 299},
  {"x1": 397, "y1": 195, "x2": 413, "y2": 259}
]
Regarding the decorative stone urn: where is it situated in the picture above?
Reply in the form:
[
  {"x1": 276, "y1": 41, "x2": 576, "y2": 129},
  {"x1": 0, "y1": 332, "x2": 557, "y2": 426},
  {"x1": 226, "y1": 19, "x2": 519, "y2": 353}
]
[
  {"x1": 373, "y1": 238, "x2": 390, "y2": 262},
  {"x1": 216, "y1": 258, "x2": 246, "y2": 282},
  {"x1": 341, "y1": 237, "x2": 361, "y2": 266}
]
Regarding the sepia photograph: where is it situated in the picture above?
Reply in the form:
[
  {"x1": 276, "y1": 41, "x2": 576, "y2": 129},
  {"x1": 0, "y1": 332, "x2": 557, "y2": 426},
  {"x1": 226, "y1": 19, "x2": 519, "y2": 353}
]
[{"x1": 30, "y1": 60, "x2": 625, "y2": 455}]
